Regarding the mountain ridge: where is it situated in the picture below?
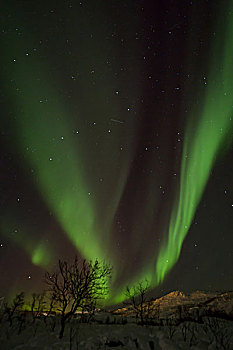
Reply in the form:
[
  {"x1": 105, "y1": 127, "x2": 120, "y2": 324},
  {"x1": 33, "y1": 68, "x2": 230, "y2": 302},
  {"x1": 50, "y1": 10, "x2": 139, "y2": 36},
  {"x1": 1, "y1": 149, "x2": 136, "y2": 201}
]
[{"x1": 111, "y1": 290, "x2": 233, "y2": 319}]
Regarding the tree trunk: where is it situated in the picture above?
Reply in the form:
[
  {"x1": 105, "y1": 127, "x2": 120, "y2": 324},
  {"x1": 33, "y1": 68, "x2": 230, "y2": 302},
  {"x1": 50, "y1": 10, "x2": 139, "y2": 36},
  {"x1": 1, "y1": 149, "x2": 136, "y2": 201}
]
[
  {"x1": 140, "y1": 310, "x2": 144, "y2": 325},
  {"x1": 59, "y1": 315, "x2": 66, "y2": 339}
]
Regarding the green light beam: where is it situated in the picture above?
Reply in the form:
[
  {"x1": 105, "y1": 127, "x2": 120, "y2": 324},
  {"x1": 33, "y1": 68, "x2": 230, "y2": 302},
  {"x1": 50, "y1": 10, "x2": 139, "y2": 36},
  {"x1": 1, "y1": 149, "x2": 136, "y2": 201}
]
[{"x1": 155, "y1": 3, "x2": 233, "y2": 284}]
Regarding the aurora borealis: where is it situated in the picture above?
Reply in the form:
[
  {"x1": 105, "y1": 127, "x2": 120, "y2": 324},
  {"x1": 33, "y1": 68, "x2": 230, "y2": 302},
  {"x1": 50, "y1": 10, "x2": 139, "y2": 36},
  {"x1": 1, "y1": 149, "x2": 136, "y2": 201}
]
[{"x1": 0, "y1": 1, "x2": 233, "y2": 304}]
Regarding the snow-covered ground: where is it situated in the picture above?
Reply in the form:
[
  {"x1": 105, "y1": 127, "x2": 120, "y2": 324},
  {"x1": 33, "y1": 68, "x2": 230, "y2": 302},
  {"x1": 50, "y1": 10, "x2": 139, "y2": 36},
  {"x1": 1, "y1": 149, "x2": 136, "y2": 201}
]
[
  {"x1": 1, "y1": 314, "x2": 233, "y2": 349},
  {"x1": 2, "y1": 290, "x2": 233, "y2": 349}
]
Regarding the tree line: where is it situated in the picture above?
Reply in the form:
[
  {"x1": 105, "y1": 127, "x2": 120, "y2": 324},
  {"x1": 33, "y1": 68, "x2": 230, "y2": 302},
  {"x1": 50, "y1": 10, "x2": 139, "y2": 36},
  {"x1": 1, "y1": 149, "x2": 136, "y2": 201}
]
[{"x1": 1, "y1": 256, "x2": 112, "y2": 339}]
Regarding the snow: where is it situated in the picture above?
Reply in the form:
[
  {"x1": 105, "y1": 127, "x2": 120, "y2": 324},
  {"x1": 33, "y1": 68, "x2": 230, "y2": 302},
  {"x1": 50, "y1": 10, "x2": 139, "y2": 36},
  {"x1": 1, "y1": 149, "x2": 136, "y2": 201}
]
[
  {"x1": 2, "y1": 290, "x2": 233, "y2": 349},
  {"x1": 0, "y1": 314, "x2": 233, "y2": 349}
]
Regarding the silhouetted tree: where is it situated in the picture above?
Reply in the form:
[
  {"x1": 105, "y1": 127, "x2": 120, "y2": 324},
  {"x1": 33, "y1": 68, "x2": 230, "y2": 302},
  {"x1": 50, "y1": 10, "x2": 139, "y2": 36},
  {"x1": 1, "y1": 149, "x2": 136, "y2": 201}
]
[
  {"x1": 44, "y1": 256, "x2": 112, "y2": 338},
  {"x1": 5, "y1": 292, "x2": 24, "y2": 327},
  {"x1": 30, "y1": 292, "x2": 45, "y2": 323},
  {"x1": 124, "y1": 279, "x2": 150, "y2": 324}
]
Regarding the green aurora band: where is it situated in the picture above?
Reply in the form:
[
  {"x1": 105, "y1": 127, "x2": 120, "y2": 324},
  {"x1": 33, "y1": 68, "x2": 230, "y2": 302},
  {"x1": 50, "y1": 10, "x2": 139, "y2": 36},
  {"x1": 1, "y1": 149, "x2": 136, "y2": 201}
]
[
  {"x1": 155, "y1": 4, "x2": 233, "y2": 285},
  {"x1": 1, "y1": 4, "x2": 139, "y2": 301},
  {"x1": 2, "y1": 55, "x2": 103, "y2": 262},
  {"x1": 106, "y1": 3, "x2": 233, "y2": 305},
  {"x1": 1, "y1": 3, "x2": 233, "y2": 304}
]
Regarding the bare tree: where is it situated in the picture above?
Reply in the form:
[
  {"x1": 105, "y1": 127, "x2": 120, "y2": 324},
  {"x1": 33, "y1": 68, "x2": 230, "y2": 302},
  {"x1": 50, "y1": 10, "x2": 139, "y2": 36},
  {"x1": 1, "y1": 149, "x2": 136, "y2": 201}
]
[
  {"x1": 5, "y1": 292, "x2": 24, "y2": 327},
  {"x1": 124, "y1": 279, "x2": 150, "y2": 324},
  {"x1": 30, "y1": 292, "x2": 45, "y2": 323},
  {"x1": 44, "y1": 256, "x2": 112, "y2": 338},
  {"x1": 163, "y1": 317, "x2": 177, "y2": 339},
  {"x1": 203, "y1": 317, "x2": 233, "y2": 350}
]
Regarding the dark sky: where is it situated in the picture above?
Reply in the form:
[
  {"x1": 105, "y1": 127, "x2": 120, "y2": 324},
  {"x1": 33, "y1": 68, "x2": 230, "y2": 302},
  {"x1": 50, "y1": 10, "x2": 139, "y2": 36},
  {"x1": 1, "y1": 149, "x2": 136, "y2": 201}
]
[{"x1": 0, "y1": 0, "x2": 233, "y2": 303}]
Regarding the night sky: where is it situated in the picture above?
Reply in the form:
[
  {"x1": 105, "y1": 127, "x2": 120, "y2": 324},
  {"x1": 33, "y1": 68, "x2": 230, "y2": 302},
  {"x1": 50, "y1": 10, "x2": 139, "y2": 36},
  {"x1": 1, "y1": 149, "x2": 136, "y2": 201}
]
[{"x1": 0, "y1": 0, "x2": 233, "y2": 303}]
